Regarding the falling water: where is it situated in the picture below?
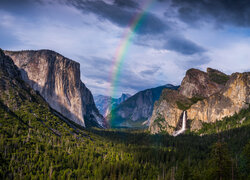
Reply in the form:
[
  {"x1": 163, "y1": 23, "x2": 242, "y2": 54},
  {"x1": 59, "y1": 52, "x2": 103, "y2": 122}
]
[{"x1": 173, "y1": 111, "x2": 187, "y2": 137}]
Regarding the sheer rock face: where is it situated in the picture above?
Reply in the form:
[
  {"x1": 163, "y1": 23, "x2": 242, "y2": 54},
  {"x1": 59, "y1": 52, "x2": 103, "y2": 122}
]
[
  {"x1": 149, "y1": 89, "x2": 184, "y2": 134},
  {"x1": 179, "y1": 68, "x2": 223, "y2": 98},
  {"x1": 150, "y1": 68, "x2": 249, "y2": 134},
  {"x1": 187, "y1": 72, "x2": 250, "y2": 123},
  {"x1": 118, "y1": 90, "x2": 154, "y2": 121},
  {"x1": 4, "y1": 50, "x2": 106, "y2": 128}
]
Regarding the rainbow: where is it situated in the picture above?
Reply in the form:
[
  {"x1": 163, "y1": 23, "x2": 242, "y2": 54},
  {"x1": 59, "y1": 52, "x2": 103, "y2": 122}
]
[{"x1": 108, "y1": 0, "x2": 156, "y2": 123}]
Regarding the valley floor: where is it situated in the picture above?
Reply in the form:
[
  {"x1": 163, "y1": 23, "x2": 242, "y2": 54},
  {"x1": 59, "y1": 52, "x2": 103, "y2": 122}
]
[{"x1": 1, "y1": 103, "x2": 250, "y2": 179}]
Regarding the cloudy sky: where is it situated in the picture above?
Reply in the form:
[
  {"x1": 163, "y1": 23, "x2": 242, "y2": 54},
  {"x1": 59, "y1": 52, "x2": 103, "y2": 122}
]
[{"x1": 1, "y1": 0, "x2": 250, "y2": 97}]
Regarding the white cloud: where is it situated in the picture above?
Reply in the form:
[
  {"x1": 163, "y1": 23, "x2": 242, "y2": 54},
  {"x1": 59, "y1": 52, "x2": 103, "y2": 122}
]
[{"x1": 204, "y1": 42, "x2": 250, "y2": 74}]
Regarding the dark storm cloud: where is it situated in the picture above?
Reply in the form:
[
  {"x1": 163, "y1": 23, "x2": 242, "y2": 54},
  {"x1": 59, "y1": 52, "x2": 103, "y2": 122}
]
[
  {"x1": 0, "y1": 0, "x2": 42, "y2": 17},
  {"x1": 164, "y1": 36, "x2": 205, "y2": 55},
  {"x1": 0, "y1": 0, "x2": 31, "y2": 5},
  {"x1": 1, "y1": 0, "x2": 207, "y2": 56},
  {"x1": 114, "y1": 0, "x2": 138, "y2": 9},
  {"x1": 170, "y1": 0, "x2": 250, "y2": 27},
  {"x1": 55, "y1": 0, "x2": 208, "y2": 55},
  {"x1": 0, "y1": 0, "x2": 35, "y2": 10},
  {"x1": 68, "y1": 0, "x2": 168, "y2": 35}
]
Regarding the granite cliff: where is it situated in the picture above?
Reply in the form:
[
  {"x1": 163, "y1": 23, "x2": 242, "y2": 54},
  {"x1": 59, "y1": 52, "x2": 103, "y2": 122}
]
[
  {"x1": 4, "y1": 50, "x2": 106, "y2": 128},
  {"x1": 187, "y1": 72, "x2": 249, "y2": 129},
  {"x1": 149, "y1": 89, "x2": 186, "y2": 134},
  {"x1": 0, "y1": 48, "x2": 90, "y2": 142},
  {"x1": 150, "y1": 68, "x2": 249, "y2": 134},
  {"x1": 178, "y1": 68, "x2": 224, "y2": 98}
]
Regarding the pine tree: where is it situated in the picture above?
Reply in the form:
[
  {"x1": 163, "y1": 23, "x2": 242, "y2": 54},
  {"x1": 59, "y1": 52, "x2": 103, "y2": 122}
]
[{"x1": 206, "y1": 142, "x2": 232, "y2": 180}]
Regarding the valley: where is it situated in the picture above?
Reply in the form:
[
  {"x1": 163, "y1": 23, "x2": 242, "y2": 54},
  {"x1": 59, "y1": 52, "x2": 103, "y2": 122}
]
[
  {"x1": 0, "y1": 49, "x2": 249, "y2": 179},
  {"x1": 1, "y1": 101, "x2": 249, "y2": 179},
  {"x1": 1, "y1": 0, "x2": 250, "y2": 179}
]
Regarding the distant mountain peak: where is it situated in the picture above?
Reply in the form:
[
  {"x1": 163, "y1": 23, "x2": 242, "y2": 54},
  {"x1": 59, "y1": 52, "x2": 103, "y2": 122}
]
[
  {"x1": 164, "y1": 84, "x2": 175, "y2": 88},
  {"x1": 121, "y1": 93, "x2": 131, "y2": 97},
  {"x1": 94, "y1": 93, "x2": 131, "y2": 117}
]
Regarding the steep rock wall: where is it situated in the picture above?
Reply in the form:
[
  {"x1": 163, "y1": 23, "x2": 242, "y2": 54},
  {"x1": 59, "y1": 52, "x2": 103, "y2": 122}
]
[
  {"x1": 187, "y1": 72, "x2": 249, "y2": 123},
  {"x1": 5, "y1": 50, "x2": 106, "y2": 128}
]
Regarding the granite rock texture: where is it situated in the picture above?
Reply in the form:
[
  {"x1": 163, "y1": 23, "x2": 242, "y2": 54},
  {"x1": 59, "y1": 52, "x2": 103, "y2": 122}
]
[{"x1": 5, "y1": 50, "x2": 106, "y2": 128}]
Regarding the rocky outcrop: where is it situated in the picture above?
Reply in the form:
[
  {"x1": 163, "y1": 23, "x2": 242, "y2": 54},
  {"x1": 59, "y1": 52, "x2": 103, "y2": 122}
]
[
  {"x1": 190, "y1": 120, "x2": 203, "y2": 132},
  {"x1": 4, "y1": 50, "x2": 106, "y2": 128},
  {"x1": 149, "y1": 68, "x2": 249, "y2": 134},
  {"x1": 207, "y1": 67, "x2": 230, "y2": 85},
  {"x1": 94, "y1": 93, "x2": 131, "y2": 116},
  {"x1": 179, "y1": 68, "x2": 223, "y2": 98},
  {"x1": 187, "y1": 72, "x2": 249, "y2": 123},
  {"x1": 149, "y1": 89, "x2": 186, "y2": 134},
  {"x1": 108, "y1": 84, "x2": 179, "y2": 128}
]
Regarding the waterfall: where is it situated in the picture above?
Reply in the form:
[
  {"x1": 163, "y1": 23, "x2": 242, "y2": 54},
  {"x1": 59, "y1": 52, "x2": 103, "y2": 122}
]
[{"x1": 173, "y1": 111, "x2": 187, "y2": 136}]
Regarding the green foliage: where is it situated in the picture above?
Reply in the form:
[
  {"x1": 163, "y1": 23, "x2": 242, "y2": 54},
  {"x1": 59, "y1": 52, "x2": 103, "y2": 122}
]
[
  {"x1": 153, "y1": 115, "x2": 165, "y2": 125},
  {"x1": 119, "y1": 118, "x2": 148, "y2": 129},
  {"x1": 0, "y1": 76, "x2": 249, "y2": 179},
  {"x1": 176, "y1": 101, "x2": 191, "y2": 110},
  {"x1": 209, "y1": 73, "x2": 229, "y2": 85},
  {"x1": 205, "y1": 142, "x2": 232, "y2": 180},
  {"x1": 189, "y1": 96, "x2": 204, "y2": 104},
  {"x1": 242, "y1": 141, "x2": 250, "y2": 179},
  {"x1": 197, "y1": 105, "x2": 250, "y2": 135},
  {"x1": 176, "y1": 96, "x2": 204, "y2": 110},
  {"x1": 1, "y1": 104, "x2": 250, "y2": 179},
  {"x1": 153, "y1": 115, "x2": 166, "y2": 131}
]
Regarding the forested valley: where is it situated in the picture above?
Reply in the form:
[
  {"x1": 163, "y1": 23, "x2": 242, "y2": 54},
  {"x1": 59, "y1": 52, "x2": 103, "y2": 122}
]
[{"x1": 1, "y1": 99, "x2": 249, "y2": 179}]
